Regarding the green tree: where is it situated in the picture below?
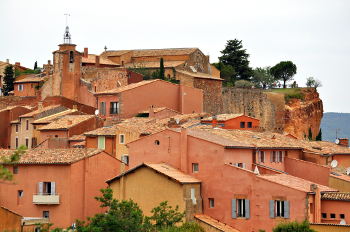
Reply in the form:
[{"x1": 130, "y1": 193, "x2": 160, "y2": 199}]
[
  {"x1": 252, "y1": 67, "x2": 275, "y2": 89},
  {"x1": 146, "y1": 201, "x2": 185, "y2": 229},
  {"x1": 218, "y1": 39, "x2": 253, "y2": 81},
  {"x1": 34, "y1": 61, "x2": 38, "y2": 70},
  {"x1": 3, "y1": 64, "x2": 15, "y2": 96},
  {"x1": 159, "y1": 58, "x2": 165, "y2": 80},
  {"x1": 0, "y1": 145, "x2": 27, "y2": 181},
  {"x1": 212, "y1": 62, "x2": 236, "y2": 85},
  {"x1": 315, "y1": 128, "x2": 322, "y2": 141},
  {"x1": 306, "y1": 77, "x2": 322, "y2": 89},
  {"x1": 270, "y1": 61, "x2": 297, "y2": 88},
  {"x1": 273, "y1": 220, "x2": 315, "y2": 232},
  {"x1": 308, "y1": 127, "x2": 313, "y2": 141}
]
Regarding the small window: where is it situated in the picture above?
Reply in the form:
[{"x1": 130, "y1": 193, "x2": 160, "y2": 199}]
[
  {"x1": 322, "y1": 213, "x2": 327, "y2": 218},
  {"x1": 190, "y1": 188, "x2": 196, "y2": 205},
  {"x1": 247, "y1": 122, "x2": 252, "y2": 128},
  {"x1": 100, "y1": 102, "x2": 106, "y2": 116},
  {"x1": 154, "y1": 140, "x2": 160, "y2": 145},
  {"x1": 26, "y1": 120, "x2": 29, "y2": 130},
  {"x1": 15, "y1": 137, "x2": 18, "y2": 149},
  {"x1": 15, "y1": 124, "x2": 18, "y2": 133},
  {"x1": 18, "y1": 84, "x2": 24, "y2": 91},
  {"x1": 25, "y1": 138, "x2": 29, "y2": 148},
  {"x1": 69, "y1": 51, "x2": 74, "y2": 63},
  {"x1": 98, "y1": 136, "x2": 105, "y2": 149},
  {"x1": 121, "y1": 155, "x2": 129, "y2": 165},
  {"x1": 13, "y1": 166, "x2": 19, "y2": 174},
  {"x1": 240, "y1": 122, "x2": 245, "y2": 128},
  {"x1": 209, "y1": 198, "x2": 215, "y2": 208},
  {"x1": 119, "y1": 134, "x2": 125, "y2": 144},
  {"x1": 330, "y1": 213, "x2": 336, "y2": 219},
  {"x1": 340, "y1": 214, "x2": 345, "y2": 219},
  {"x1": 276, "y1": 200, "x2": 285, "y2": 217},
  {"x1": 192, "y1": 163, "x2": 199, "y2": 173},
  {"x1": 110, "y1": 102, "x2": 119, "y2": 114},
  {"x1": 237, "y1": 199, "x2": 247, "y2": 218},
  {"x1": 18, "y1": 190, "x2": 23, "y2": 197},
  {"x1": 43, "y1": 211, "x2": 49, "y2": 218},
  {"x1": 258, "y1": 151, "x2": 265, "y2": 163},
  {"x1": 235, "y1": 163, "x2": 245, "y2": 168}
]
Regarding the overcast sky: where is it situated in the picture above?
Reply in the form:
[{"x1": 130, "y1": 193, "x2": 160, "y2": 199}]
[{"x1": 1, "y1": 0, "x2": 349, "y2": 113}]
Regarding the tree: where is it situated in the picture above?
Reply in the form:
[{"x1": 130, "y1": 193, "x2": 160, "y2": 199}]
[
  {"x1": 34, "y1": 61, "x2": 38, "y2": 70},
  {"x1": 0, "y1": 146, "x2": 26, "y2": 181},
  {"x1": 218, "y1": 39, "x2": 253, "y2": 81},
  {"x1": 308, "y1": 127, "x2": 313, "y2": 141},
  {"x1": 306, "y1": 77, "x2": 322, "y2": 89},
  {"x1": 273, "y1": 220, "x2": 315, "y2": 232},
  {"x1": 252, "y1": 67, "x2": 275, "y2": 89},
  {"x1": 159, "y1": 58, "x2": 165, "y2": 80},
  {"x1": 3, "y1": 64, "x2": 15, "y2": 96},
  {"x1": 316, "y1": 128, "x2": 322, "y2": 141},
  {"x1": 234, "y1": 80, "x2": 254, "y2": 88},
  {"x1": 270, "y1": 61, "x2": 297, "y2": 88},
  {"x1": 146, "y1": 201, "x2": 185, "y2": 229},
  {"x1": 212, "y1": 63, "x2": 236, "y2": 86}
]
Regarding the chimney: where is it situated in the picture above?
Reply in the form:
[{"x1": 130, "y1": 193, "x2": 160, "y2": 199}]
[
  {"x1": 6, "y1": 59, "x2": 9, "y2": 64},
  {"x1": 67, "y1": 120, "x2": 73, "y2": 125},
  {"x1": 95, "y1": 56, "x2": 100, "y2": 67},
  {"x1": 180, "y1": 128, "x2": 188, "y2": 173},
  {"x1": 167, "y1": 118, "x2": 180, "y2": 128},
  {"x1": 38, "y1": 101, "x2": 43, "y2": 110},
  {"x1": 338, "y1": 138, "x2": 349, "y2": 147},
  {"x1": 149, "y1": 105, "x2": 155, "y2": 118},
  {"x1": 212, "y1": 115, "x2": 218, "y2": 128},
  {"x1": 48, "y1": 60, "x2": 51, "y2": 65},
  {"x1": 84, "y1": 48, "x2": 88, "y2": 58},
  {"x1": 15, "y1": 62, "x2": 20, "y2": 66},
  {"x1": 310, "y1": 184, "x2": 321, "y2": 223},
  {"x1": 72, "y1": 104, "x2": 78, "y2": 111}
]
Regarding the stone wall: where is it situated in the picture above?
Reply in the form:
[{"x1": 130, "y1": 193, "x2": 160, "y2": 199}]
[{"x1": 194, "y1": 79, "x2": 222, "y2": 115}]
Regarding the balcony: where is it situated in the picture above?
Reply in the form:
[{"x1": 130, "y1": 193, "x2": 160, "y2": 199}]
[{"x1": 33, "y1": 193, "x2": 60, "y2": 205}]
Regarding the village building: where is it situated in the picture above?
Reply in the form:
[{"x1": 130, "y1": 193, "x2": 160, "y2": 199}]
[
  {"x1": 13, "y1": 74, "x2": 43, "y2": 97},
  {"x1": 0, "y1": 148, "x2": 121, "y2": 229},
  {"x1": 201, "y1": 114, "x2": 260, "y2": 130},
  {"x1": 84, "y1": 125, "x2": 118, "y2": 157},
  {"x1": 0, "y1": 60, "x2": 31, "y2": 96}
]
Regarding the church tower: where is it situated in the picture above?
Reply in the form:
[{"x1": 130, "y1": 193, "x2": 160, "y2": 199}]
[{"x1": 51, "y1": 26, "x2": 82, "y2": 101}]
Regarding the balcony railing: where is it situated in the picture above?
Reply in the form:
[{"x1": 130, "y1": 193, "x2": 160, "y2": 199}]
[{"x1": 33, "y1": 193, "x2": 60, "y2": 205}]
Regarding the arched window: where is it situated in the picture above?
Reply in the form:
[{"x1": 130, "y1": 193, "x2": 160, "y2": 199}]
[{"x1": 69, "y1": 51, "x2": 74, "y2": 63}]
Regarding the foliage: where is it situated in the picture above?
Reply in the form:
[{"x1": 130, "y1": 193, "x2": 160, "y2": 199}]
[
  {"x1": 290, "y1": 81, "x2": 298, "y2": 88},
  {"x1": 269, "y1": 88, "x2": 304, "y2": 102},
  {"x1": 252, "y1": 67, "x2": 275, "y2": 89},
  {"x1": 159, "y1": 222, "x2": 204, "y2": 232},
  {"x1": 218, "y1": 39, "x2": 253, "y2": 82},
  {"x1": 306, "y1": 77, "x2": 322, "y2": 89},
  {"x1": 234, "y1": 80, "x2": 254, "y2": 88},
  {"x1": 315, "y1": 128, "x2": 322, "y2": 141},
  {"x1": 270, "y1": 61, "x2": 297, "y2": 88},
  {"x1": 308, "y1": 128, "x2": 313, "y2": 141},
  {"x1": 3, "y1": 65, "x2": 15, "y2": 96},
  {"x1": 159, "y1": 58, "x2": 165, "y2": 80},
  {"x1": 0, "y1": 145, "x2": 26, "y2": 181},
  {"x1": 212, "y1": 62, "x2": 236, "y2": 85},
  {"x1": 146, "y1": 201, "x2": 185, "y2": 229},
  {"x1": 273, "y1": 220, "x2": 315, "y2": 232}
]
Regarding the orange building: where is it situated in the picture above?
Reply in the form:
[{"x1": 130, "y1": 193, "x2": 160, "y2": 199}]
[
  {"x1": 201, "y1": 114, "x2": 260, "y2": 130},
  {"x1": 13, "y1": 74, "x2": 43, "y2": 97},
  {"x1": 0, "y1": 148, "x2": 121, "y2": 228},
  {"x1": 321, "y1": 192, "x2": 350, "y2": 224},
  {"x1": 85, "y1": 126, "x2": 118, "y2": 157}
]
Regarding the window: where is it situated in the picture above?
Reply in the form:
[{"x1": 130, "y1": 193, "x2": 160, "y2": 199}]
[
  {"x1": 190, "y1": 188, "x2": 196, "y2": 205},
  {"x1": 271, "y1": 151, "x2": 284, "y2": 163},
  {"x1": 18, "y1": 190, "x2": 23, "y2": 198},
  {"x1": 330, "y1": 213, "x2": 336, "y2": 219},
  {"x1": 154, "y1": 140, "x2": 160, "y2": 145},
  {"x1": 340, "y1": 214, "x2": 345, "y2": 219},
  {"x1": 25, "y1": 138, "x2": 29, "y2": 148},
  {"x1": 43, "y1": 211, "x2": 50, "y2": 218},
  {"x1": 234, "y1": 163, "x2": 246, "y2": 168},
  {"x1": 119, "y1": 134, "x2": 125, "y2": 144},
  {"x1": 110, "y1": 102, "x2": 119, "y2": 114},
  {"x1": 240, "y1": 122, "x2": 245, "y2": 128},
  {"x1": 32, "y1": 137, "x2": 37, "y2": 148},
  {"x1": 13, "y1": 166, "x2": 18, "y2": 174},
  {"x1": 100, "y1": 102, "x2": 106, "y2": 116},
  {"x1": 258, "y1": 151, "x2": 265, "y2": 163},
  {"x1": 121, "y1": 155, "x2": 129, "y2": 165},
  {"x1": 209, "y1": 198, "x2": 215, "y2": 208},
  {"x1": 98, "y1": 136, "x2": 105, "y2": 149},
  {"x1": 247, "y1": 122, "x2": 252, "y2": 128},
  {"x1": 15, "y1": 137, "x2": 18, "y2": 149},
  {"x1": 192, "y1": 163, "x2": 199, "y2": 173},
  {"x1": 69, "y1": 51, "x2": 74, "y2": 63},
  {"x1": 26, "y1": 120, "x2": 29, "y2": 130},
  {"x1": 38, "y1": 182, "x2": 56, "y2": 195},
  {"x1": 322, "y1": 213, "x2": 327, "y2": 218},
  {"x1": 15, "y1": 124, "x2": 18, "y2": 133},
  {"x1": 270, "y1": 200, "x2": 289, "y2": 218},
  {"x1": 18, "y1": 84, "x2": 24, "y2": 91}
]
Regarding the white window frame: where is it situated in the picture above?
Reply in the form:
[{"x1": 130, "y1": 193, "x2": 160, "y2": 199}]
[
  {"x1": 190, "y1": 188, "x2": 197, "y2": 205},
  {"x1": 119, "y1": 134, "x2": 125, "y2": 144}
]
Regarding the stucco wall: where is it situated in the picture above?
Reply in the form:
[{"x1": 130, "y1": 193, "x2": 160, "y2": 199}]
[{"x1": 329, "y1": 176, "x2": 350, "y2": 192}]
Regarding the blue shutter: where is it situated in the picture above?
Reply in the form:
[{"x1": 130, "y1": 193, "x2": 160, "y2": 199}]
[
  {"x1": 284, "y1": 201, "x2": 290, "y2": 218},
  {"x1": 231, "y1": 199, "x2": 237, "y2": 218},
  {"x1": 245, "y1": 199, "x2": 250, "y2": 219},
  {"x1": 269, "y1": 200, "x2": 275, "y2": 218},
  {"x1": 270, "y1": 152, "x2": 273, "y2": 162}
]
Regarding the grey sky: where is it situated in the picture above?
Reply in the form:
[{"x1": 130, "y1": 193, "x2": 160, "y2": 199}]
[{"x1": 1, "y1": 0, "x2": 349, "y2": 112}]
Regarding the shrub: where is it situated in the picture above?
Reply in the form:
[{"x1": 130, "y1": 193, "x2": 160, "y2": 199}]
[
  {"x1": 234, "y1": 80, "x2": 254, "y2": 88},
  {"x1": 273, "y1": 220, "x2": 315, "y2": 232}
]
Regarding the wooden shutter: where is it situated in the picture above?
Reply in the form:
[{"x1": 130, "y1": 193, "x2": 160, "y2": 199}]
[
  {"x1": 98, "y1": 136, "x2": 105, "y2": 149},
  {"x1": 38, "y1": 182, "x2": 43, "y2": 195},
  {"x1": 282, "y1": 151, "x2": 285, "y2": 162},
  {"x1": 231, "y1": 199, "x2": 237, "y2": 218},
  {"x1": 245, "y1": 199, "x2": 250, "y2": 219},
  {"x1": 269, "y1": 200, "x2": 275, "y2": 218},
  {"x1": 51, "y1": 182, "x2": 56, "y2": 195},
  {"x1": 284, "y1": 201, "x2": 290, "y2": 218}
]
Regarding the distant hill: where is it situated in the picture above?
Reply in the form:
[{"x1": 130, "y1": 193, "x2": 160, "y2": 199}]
[{"x1": 321, "y1": 112, "x2": 350, "y2": 142}]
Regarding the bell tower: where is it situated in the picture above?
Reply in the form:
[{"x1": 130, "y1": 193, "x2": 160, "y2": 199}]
[{"x1": 52, "y1": 23, "x2": 82, "y2": 101}]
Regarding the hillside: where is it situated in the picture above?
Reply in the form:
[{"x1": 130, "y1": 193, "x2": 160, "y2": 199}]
[{"x1": 321, "y1": 112, "x2": 350, "y2": 142}]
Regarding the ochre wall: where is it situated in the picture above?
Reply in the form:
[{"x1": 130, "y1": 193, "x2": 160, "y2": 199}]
[
  {"x1": 310, "y1": 224, "x2": 350, "y2": 232},
  {"x1": 329, "y1": 176, "x2": 350, "y2": 192},
  {"x1": 0, "y1": 207, "x2": 22, "y2": 232}
]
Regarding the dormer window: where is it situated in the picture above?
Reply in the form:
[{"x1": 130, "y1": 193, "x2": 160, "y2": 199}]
[{"x1": 69, "y1": 51, "x2": 74, "y2": 63}]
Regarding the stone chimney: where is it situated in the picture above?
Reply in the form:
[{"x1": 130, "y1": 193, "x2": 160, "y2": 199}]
[
  {"x1": 95, "y1": 56, "x2": 100, "y2": 67},
  {"x1": 38, "y1": 101, "x2": 43, "y2": 110},
  {"x1": 48, "y1": 60, "x2": 51, "y2": 65},
  {"x1": 168, "y1": 118, "x2": 180, "y2": 128},
  {"x1": 338, "y1": 138, "x2": 349, "y2": 147},
  {"x1": 310, "y1": 184, "x2": 321, "y2": 223},
  {"x1": 84, "y1": 48, "x2": 88, "y2": 58},
  {"x1": 149, "y1": 105, "x2": 155, "y2": 118},
  {"x1": 72, "y1": 104, "x2": 78, "y2": 111}
]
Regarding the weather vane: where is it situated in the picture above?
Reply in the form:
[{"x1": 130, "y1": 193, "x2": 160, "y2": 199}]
[
  {"x1": 63, "y1": 13, "x2": 72, "y2": 44},
  {"x1": 64, "y1": 13, "x2": 70, "y2": 26}
]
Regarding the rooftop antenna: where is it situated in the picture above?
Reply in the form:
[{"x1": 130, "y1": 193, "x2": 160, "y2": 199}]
[
  {"x1": 336, "y1": 128, "x2": 340, "y2": 139},
  {"x1": 63, "y1": 13, "x2": 72, "y2": 44}
]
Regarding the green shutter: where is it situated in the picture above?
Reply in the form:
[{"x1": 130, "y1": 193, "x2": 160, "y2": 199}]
[
  {"x1": 245, "y1": 199, "x2": 250, "y2": 219},
  {"x1": 98, "y1": 136, "x2": 105, "y2": 149}
]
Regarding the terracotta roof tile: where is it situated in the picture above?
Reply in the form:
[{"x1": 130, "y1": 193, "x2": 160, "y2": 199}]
[
  {"x1": 95, "y1": 80, "x2": 158, "y2": 95},
  {"x1": 102, "y1": 48, "x2": 198, "y2": 58},
  {"x1": 202, "y1": 114, "x2": 244, "y2": 121},
  {"x1": 19, "y1": 105, "x2": 63, "y2": 118},
  {"x1": 125, "y1": 61, "x2": 185, "y2": 69},
  {"x1": 194, "y1": 214, "x2": 240, "y2": 232},
  {"x1": 69, "y1": 134, "x2": 86, "y2": 141},
  {"x1": 38, "y1": 115, "x2": 95, "y2": 130},
  {"x1": 14, "y1": 74, "x2": 43, "y2": 83},
  {"x1": 176, "y1": 69, "x2": 223, "y2": 81},
  {"x1": 259, "y1": 173, "x2": 336, "y2": 193},
  {"x1": 85, "y1": 125, "x2": 118, "y2": 136},
  {"x1": 82, "y1": 54, "x2": 119, "y2": 66},
  {"x1": 322, "y1": 192, "x2": 350, "y2": 201},
  {"x1": 0, "y1": 148, "x2": 102, "y2": 164},
  {"x1": 32, "y1": 109, "x2": 79, "y2": 124}
]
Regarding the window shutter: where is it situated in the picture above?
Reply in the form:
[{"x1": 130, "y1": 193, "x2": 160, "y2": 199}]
[
  {"x1": 270, "y1": 152, "x2": 273, "y2": 162},
  {"x1": 38, "y1": 182, "x2": 43, "y2": 195},
  {"x1": 245, "y1": 199, "x2": 250, "y2": 219},
  {"x1": 98, "y1": 136, "x2": 105, "y2": 149},
  {"x1": 284, "y1": 201, "x2": 290, "y2": 218},
  {"x1": 231, "y1": 199, "x2": 237, "y2": 218},
  {"x1": 242, "y1": 163, "x2": 246, "y2": 169},
  {"x1": 282, "y1": 151, "x2": 285, "y2": 162},
  {"x1": 269, "y1": 200, "x2": 275, "y2": 218},
  {"x1": 51, "y1": 182, "x2": 56, "y2": 195}
]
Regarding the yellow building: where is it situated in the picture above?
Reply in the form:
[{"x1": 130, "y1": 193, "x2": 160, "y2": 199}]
[
  {"x1": 107, "y1": 163, "x2": 202, "y2": 221},
  {"x1": 329, "y1": 172, "x2": 350, "y2": 192},
  {"x1": 310, "y1": 223, "x2": 350, "y2": 232}
]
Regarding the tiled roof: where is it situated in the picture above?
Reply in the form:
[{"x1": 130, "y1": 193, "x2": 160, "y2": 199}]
[
  {"x1": 176, "y1": 69, "x2": 223, "y2": 81},
  {"x1": 116, "y1": 117, "x2": 167, "y2": 135},
  {"x1": 202, "y1": 114, "x2": 244, "y2": 121},
  {"x1": 140, "y1": 107, "x2": 180, "y2": 114},
  {"x1": 107, "y1": 163, "x2": 201, "y2": 184},
  {"x1": 69, "y1": 134, "x2": 86, "y2": 141},
  {"x1": 0, "y1": 148, "x2": 102, "y2": 164},
  {"x1": 322, "y1": 192, "x2": 350, "y2": 201},
  {"x1": 82, "y1": 54, "x2": 119, "y2": 66},
  {"x1": 32, "y1": 109, "x2": 78, "y2": 124},
  {"x1": 330, "y1": 172, "x2": 350, "y2": 182},
  {"x1": 85, "y1": 125, "x2": 118, "y2": 136},
  {"x1": 194, "y1": 214, "x2": 240, "y2": 232},
  {"x1": 95, "y1": 80, "x2": 158, "y2": 95},
  {"x1": 125, "y1": 61, "x2": 185, "y2": 69},
  {"x1": 259, "y1": 174, "x2": 336, "y2": 193},
  {"x1": 19, "y1": 105, "x2": 63, "y2": 118},
  {"x1": 38, "y1": 115, "x2": 95, "y2": 130},
  {"x1": 102, "y1": 48, "x2": 198, "y2": 58},
  {"x1": 0, "y1": 105, "x2": 31, "y2": 113},
  {"x1": 100, "y1": 50, "x2": 132, "y2": 57},
  {"x1": 14, "y1": 74, "x2": 43, "y2": 83}
]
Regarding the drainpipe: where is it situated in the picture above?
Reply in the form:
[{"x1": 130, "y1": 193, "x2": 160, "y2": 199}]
[{"x1": 180, "y1": 128, "x2": 188, "y2": 173}]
